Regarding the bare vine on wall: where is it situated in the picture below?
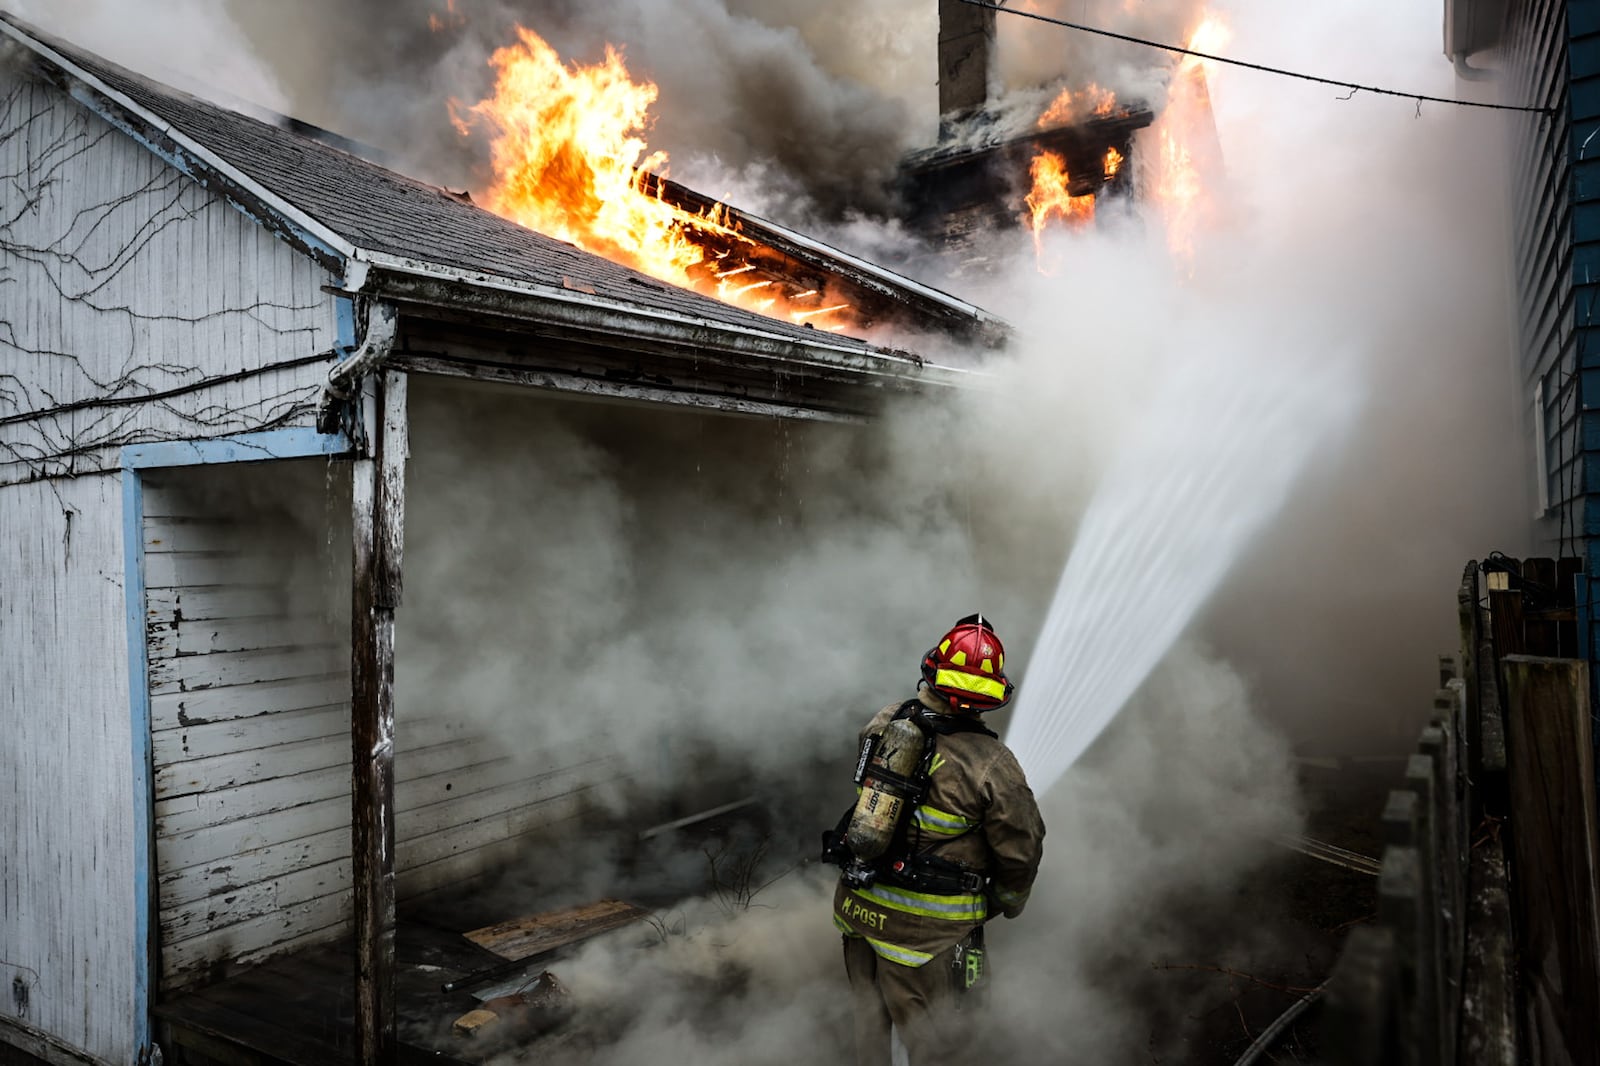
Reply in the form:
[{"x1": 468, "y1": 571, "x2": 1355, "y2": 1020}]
[{"x1": 0, "y1": 75, "x2": 336, "y2": 488}]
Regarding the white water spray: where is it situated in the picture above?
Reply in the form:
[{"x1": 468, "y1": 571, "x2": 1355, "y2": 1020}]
[{"x1": 1005, "y1": 349, "x2": 1361, "y2": 795}]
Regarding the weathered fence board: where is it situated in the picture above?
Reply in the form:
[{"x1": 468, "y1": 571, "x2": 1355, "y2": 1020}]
[{"x1": 1500, "y1": 655, "x2": 1600, "y2": 1066}]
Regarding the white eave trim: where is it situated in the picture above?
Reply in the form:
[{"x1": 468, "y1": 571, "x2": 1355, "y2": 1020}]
[{"x1": 350, "y1": 249, "x2": 978, "y2": 388}]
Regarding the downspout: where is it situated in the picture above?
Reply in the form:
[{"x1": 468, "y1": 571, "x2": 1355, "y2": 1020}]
[
  {"x1": 1452, "y1": 53, "x2": 1496, "y2": 82},
  {"x1": 318, "y1": 300, "x2": 398, "y2": 437}
]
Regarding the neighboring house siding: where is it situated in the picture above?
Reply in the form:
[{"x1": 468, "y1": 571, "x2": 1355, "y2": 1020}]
[
  {"x1": 1569, "y1": 4, "x2": 1600, "y2": 662},
  {"x1": 1504, "y1": 0, "x2": 1576, "y2": 551},
  {"x1": 0, "y1": 69, "x2": 338, "y2": 490},
  {"x1": 143, "y1": 463, "x2": 352, "y2": 992},
  {"x1": 0, "y1": 475, "x2": 134, "y2": 1064}
]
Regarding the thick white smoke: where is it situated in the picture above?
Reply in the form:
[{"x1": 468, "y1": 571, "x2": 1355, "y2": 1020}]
[{"x1": 15, "y1": 0, "x2": 1528, "y2": 1058}]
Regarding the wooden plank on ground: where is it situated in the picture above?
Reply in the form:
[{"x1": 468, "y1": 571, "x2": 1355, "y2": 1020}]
[{"x1": 464, "y1": 899, "x2": 649, "y2": 961}]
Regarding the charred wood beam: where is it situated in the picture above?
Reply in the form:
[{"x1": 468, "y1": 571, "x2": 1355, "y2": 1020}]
[
  {"x1": 351, "y1": 371, "x2": 407, "y2": 1066},
  {"x1": 636, "y1": 173, "x2": 1010, "y2": 345}
]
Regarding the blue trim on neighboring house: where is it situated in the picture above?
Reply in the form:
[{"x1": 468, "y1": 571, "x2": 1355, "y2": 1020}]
[
  {"x1": 118, "y1": 427, "x2": 351, "y2": 1055},
  {"x1": 120, "y1": 467, "x2": 153, "y2": 1063}
]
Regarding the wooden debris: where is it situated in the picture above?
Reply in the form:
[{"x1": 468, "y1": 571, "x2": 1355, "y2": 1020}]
[
  {"x1": 453, "y1": 973, "x2": 572, "y2": 1043},
  {"x1": 452, "y1": 1009, "x2": 499, "y2": 1037},
  {"x1": 464, "y1": 899, "x2": 649, "y2": 961}
]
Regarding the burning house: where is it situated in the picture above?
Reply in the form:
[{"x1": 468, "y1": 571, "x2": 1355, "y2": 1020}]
[
  {"x1": 0, "y1": 11, "x2": 991, "y2": 1066},
  {"x1": 0, "y1": 3, "x2": 1226, "y2": 1065}
]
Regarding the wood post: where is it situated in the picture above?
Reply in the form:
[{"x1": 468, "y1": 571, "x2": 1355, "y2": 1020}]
[
  {"x1": 352, "y1": 371, "x2": 407, "y2": 1065},
  {"x1": 1500, "y1": 655, "x2": 1600, "y2": 1066}
]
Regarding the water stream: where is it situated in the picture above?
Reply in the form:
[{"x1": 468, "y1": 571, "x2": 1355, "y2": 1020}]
[{"x1": 1005, "y1": 351, "x2": 1360, "y2": 795}]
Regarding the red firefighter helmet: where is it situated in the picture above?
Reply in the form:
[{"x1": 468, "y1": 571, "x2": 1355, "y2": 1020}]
[{"x1": 921, "y1": 613, "x2": 1015, "y2": 712}]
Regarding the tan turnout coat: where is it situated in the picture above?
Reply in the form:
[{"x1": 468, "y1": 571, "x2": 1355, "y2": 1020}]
[{"x1": 832, "y1": 686, "x2": 1046, "y2": 967}]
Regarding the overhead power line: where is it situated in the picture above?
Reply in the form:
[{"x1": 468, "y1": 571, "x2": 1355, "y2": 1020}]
[{"x1": 959, "y1": 0, "x2": 1554, "y2": 116}]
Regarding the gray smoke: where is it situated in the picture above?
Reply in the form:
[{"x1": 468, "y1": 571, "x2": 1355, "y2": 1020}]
[{"x1": 12, "y1": 0, "x2": 1530, "y2": 1058}]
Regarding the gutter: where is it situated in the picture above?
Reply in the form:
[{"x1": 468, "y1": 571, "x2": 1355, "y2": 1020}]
[
  {"x1": 346, "y1": 252, "x2": 979, "y2": 391},
  {"x1": 1451, "y1": 53, "x2": 1495, "y2": 82}
]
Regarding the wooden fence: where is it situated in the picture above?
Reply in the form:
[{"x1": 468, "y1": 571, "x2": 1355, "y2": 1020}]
[{"x1": 1321, "y1": 558, "x2": 1600, "y2": 1066}]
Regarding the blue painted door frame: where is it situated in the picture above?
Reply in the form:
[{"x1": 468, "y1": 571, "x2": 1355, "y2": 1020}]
[{"x1": 120, "y1": 428, "x2": 350, "y2": 1062}]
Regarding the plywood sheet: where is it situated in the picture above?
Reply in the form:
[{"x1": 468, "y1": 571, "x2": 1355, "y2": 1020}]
[{"x1": 464, "y1": 899, "x2": 649, "y2": 961}]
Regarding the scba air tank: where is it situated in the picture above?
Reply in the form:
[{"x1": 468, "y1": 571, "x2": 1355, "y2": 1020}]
[{"x1": 845, "y1": 718, "x2": 927, "y2": 861}]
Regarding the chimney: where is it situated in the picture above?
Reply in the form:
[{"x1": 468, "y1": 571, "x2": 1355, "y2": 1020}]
[{"x1": 938, "y1": 0, "x2": 997, "y2": 125}]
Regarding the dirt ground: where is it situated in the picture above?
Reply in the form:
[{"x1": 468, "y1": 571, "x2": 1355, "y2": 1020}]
[{"x1": 1144, "y1": 757, "x2": 1395, "y2": 1063}]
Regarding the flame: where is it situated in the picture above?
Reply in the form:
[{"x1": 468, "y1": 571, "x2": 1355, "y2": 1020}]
[
  {"x1": 1150, "y1": 11, "x2": 1229, "y2": 266},
  {"x1": 1025, "y1": 151, "x2": 1096, "y2": 271},
  {"x1": 457, "y1": 26, "x2": 854, "y2": 332},
  {"x1": 428, "y1": 0, "x2": 464, "y2": 33},
  {"x1": 1103, "y1": 146, "x2": 1123, "y2": 179},
  {"x1": 1038, "y1": 82, "x2": 1118, "y2": 128}
]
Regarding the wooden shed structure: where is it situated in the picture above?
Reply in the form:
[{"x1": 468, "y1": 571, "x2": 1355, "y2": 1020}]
[{"x1": 0, "y1": 13, "x2": 986, "y2": 1066}]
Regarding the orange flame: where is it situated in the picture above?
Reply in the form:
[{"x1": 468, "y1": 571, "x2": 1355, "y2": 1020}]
[
  {"x1": 1038, "y1": 82, "x2": 1118, "y2": 128},
  {"x1": 1025, "y1": 151, "x2": 1096, "y2": 272},
  {"x1": 1151, "y1": 11, "x2": 1229, "y2": 266},
  {"x1": 457, "y1": 26, "x2": 853, "y2": 332},
  {"x1": 1103, "y1": 146, "x2": 1124, "y2": 179}
]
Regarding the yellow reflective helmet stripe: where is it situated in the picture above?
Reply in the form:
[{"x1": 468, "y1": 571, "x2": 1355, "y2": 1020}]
[
  {"x1": 912, "y1": 803, "x2": 975, "y2": 836},
  {"x1": 980, "y1": 658, "x2": 994, "y2": 674},
  {"x1": 939, "y1": 639, "x2": 951, "y2": 654},
  {"x1": 949, "y1": 650, "x2": 967, "y2": 666},
  {"x1": 933, "y1": 668, "x2": 1007, "y2": 702},
  {"x1": 852, "y1": 884, "x2": 987, "y2": 922}
]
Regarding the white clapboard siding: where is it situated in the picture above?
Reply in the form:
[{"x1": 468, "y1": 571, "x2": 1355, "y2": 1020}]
[
  {"x1": 149, "y1": 615, "x2": 335, "y2": 657},
  {"x1": 158, "y1": 826, "x2": 348, "y2": 909},
  {"x1": 152, "y1": 704, "x2": 348, "y2": 765},
  {"x1": 147, "y1": 586, "x2": 300, "y2": 625},
  {"x1": 144, "y1": 469, "x2": 354, "y2": 993},
  {"x1": 395, "y1": 790, "x2": 589, "y2": 900}
]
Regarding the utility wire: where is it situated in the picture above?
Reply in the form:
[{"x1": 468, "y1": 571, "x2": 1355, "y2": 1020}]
[{"x1": 960, "y1": 0, "x2": 1554, "y2": 116}]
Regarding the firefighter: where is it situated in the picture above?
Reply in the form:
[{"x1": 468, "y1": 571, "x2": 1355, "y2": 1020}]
[{"x1": 826, "y1": 614, "x2": 1046, "y2": 1066}]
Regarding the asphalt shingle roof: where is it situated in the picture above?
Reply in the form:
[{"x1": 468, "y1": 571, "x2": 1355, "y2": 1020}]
[{"x1": 5, "y1": 13, "x2": 883, "y2": 351}]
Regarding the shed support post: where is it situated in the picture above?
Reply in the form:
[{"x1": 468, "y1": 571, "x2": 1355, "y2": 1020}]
[{"x1": 352, "y1": 371, "x2": 407, "y2": 1065}]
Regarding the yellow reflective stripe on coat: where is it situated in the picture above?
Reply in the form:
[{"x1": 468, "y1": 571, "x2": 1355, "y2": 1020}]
[
  {"x1": 836, "y1": 910, "x2": 936, "y2": 966},
  {"x1": 933, "y1": 668, "x2": 1006, "y2": 702},
  {"x1": 862, "y1": 936, "x2": 934, "y2": 967},
  {"x1": 912, "y1": 803, "x2": 975, "y2": 836},
  {"x1": 851, "y1": 883, "x2": 987, "y2": 922}
]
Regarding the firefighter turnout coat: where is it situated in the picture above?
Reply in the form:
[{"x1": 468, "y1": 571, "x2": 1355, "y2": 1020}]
[{"x1": 833, "y1": 686, "x2": 1046, "y2": 967}]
